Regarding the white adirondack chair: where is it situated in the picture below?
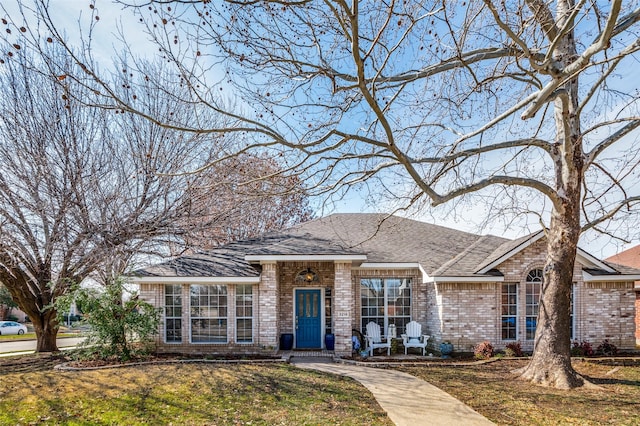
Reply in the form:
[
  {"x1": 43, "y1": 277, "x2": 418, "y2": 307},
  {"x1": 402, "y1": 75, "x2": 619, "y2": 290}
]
[
  {"x1": 401, "y1": 321, "x2": 430, "y2": 355},
  {"x1": 365, "y1": 322, "x2": 391, "y2": 356}
]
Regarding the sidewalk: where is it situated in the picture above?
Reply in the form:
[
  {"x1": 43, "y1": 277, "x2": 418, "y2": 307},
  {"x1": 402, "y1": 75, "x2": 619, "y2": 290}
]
[{"x1": 292, "y1": 357, "x2": 494, "y2": 426}]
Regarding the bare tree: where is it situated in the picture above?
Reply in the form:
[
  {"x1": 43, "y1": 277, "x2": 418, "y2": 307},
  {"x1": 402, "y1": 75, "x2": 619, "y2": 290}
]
[
  {"x1": 7, "y1": 1, "x2": 640, "y2": 387},
  {"x1": 0, "y1": 42, "x2": 313, "y2": 351},
  {"x1": 0, "y1": 48, "x2": 219, "y2": 351},
  {"x1": 180, "y1": 153, "x2": 313, "y2": 251}
]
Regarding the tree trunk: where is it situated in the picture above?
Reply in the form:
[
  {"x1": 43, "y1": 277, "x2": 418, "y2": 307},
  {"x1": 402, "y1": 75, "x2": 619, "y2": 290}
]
[
  {"x1": 516, "y1": 209, "x2": 583, "y2": 388},
  {"x1": 515, "y1": 0, "x2": 588, "y2": 389},
  {"x1": 32, "y1": 312, "x2": 59, "y2": 352}
]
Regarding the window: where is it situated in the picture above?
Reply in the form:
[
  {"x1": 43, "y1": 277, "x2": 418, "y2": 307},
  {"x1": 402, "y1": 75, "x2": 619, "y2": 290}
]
[
  {"x1": 236, "y1": 284, "x2": 253, "y2": 343},
  {"x1": 190, "y1": 285, "x2": 228, "y2": 343},
  {"x1": 164, "y1": 284, "x2": 182, "y2": 343},
  {"x1": 501, "y1": 283, "x2": 517, "y2": 340},
  {"x1": 361, "y1": 278, "x2": 411, "y2": 336},
  {"x1": 325, "y1": 288, "x2": 332, "y2": 335},
  {"x1": 570, "y1": 283, "x2": 575, "y2": 339},
  {"x1": 525, "y1": 269, "x2": 543, "y2": 340}
]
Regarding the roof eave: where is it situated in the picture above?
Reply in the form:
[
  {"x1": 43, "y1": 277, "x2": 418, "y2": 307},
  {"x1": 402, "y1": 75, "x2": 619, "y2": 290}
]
[
  {"x1": 576, "y1": 250, "x2": 617, "y2": 273},
  {"x1": 355, "y1": 262, "x2": 429, "y2": 282},
  {"x1": 425, "y1": 275, "x2": 505, "y2": 283},
  {"x1": 582, "y1": 271, "x2": 640, "y2": 282},
  {"x1": 129, "y1": 276, "x2": 261, "y2": 284},
  {"x1": 244, "y1": 254, "x2": 367, "y2": 263},
  {"x1": 476, "y1": 231, "x2": 617, "y2": 274}
]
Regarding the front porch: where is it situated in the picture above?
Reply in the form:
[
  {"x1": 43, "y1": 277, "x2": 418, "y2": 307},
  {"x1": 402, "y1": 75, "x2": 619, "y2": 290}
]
[
  {"x1": 279, "y1": 349, "x2": 336, "y2": 360},
  {"x1": 278, "y1": 349, "x2": 442, "y2": 362},
  {"x1": 260, "y1": 260, "x2": 356, "y2": 356},
  {"x1": 262, "y1": 259, "x2": 427, "y2": 357}
]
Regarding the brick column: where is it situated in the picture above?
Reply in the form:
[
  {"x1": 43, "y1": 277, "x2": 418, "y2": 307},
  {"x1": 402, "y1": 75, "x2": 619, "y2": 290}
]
[
  {"x1": 635, "y1": 289, "x2": 640, "y2": 345},
  {"x1": 334, "y1": 261, "x2": 353, "y2": 356},
  {"x1": 258, "y1": 262, "x2": 279, "y2": 348}
]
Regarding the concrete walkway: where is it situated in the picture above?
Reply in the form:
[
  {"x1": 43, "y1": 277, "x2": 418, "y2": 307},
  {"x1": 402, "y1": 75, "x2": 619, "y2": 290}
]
[{"x1": 292, "y1": 357, "x2": 494, "y2": 426}]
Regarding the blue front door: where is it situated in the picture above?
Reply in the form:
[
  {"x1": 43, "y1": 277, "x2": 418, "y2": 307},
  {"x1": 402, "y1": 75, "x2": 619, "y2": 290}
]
[{"x1": 295, "y1": 289, "x2": 322, "y2": 348}]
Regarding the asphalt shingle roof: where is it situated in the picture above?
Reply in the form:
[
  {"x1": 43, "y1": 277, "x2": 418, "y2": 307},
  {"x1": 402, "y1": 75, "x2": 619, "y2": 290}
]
[
  {"x1": 135, "y1": 244, "x2": 261, "y2": 278},
  {"x1": 280, "y1": 214, "x2": 510, "y2": 275},
  {"x1": 135, "y1": 214, "x2": 505, "y2": 277},
  {"x1": 134, "y1": 213, "x2": 637, "y2": 279}
]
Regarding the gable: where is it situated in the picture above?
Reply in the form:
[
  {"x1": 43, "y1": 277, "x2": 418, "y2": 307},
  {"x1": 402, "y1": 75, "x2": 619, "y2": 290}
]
[{"x1": 476, "y1": 233, "x2": 640, "y2": 283}]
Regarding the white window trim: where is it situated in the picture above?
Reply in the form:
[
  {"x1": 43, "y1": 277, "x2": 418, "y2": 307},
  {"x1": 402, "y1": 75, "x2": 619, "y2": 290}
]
[
  {"x1": 189, "y1": 284, "x2": 229, "y2": 345},
  {"x1": 235, "y1": 284, "x2": 254, "y2": 344},
  {"x1": 500, "y1": 282, "x2": 518, "y2": 342},
  {"x1": 164, "y1": 284, "x2": 183, "y2": 345},
  {"x1": 360, "y1": 278, "x2": 412, "y2": 338}
]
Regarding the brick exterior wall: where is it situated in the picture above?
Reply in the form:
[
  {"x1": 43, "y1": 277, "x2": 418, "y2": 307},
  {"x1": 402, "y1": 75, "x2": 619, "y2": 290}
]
[
  {"x1": 604, "y1": 246, "x2": 640, "y2": 346},
  {"x1": 334, "y1": 262, "x2": 353, "y2": 355},
  {"x1": 140, "y1": 282, "x2": 271, "y2": 355},
  {"x1": 433, "y1": 282, "x2": 498, "y2": 352},
  {"x1": 258, "y1": 262, "x2": 278, "y2": 349},
  {"x1": 582, "y1": 281, "x2": 635, "y2": 348},
  {"x1": 430, "y1": 238, "x2": 637, "y2": 352},
  {"x1": 140, "y1": 236, "x2": 636, "y2": 355},
  {"x1": 637, "y1": 293, "x2": 640, "y2": 345}
]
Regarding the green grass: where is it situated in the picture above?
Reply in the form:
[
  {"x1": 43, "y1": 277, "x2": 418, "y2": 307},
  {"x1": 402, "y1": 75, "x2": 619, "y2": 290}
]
[
  {"x1": 3, "y1": 354, "x2": 638, "y2": 425},
  {"x1": 399, "y1": 358, "x2": 640, "y2": 425},
  {"x1": 0, "y1": 357, "x2": 392, "y2": 425}
]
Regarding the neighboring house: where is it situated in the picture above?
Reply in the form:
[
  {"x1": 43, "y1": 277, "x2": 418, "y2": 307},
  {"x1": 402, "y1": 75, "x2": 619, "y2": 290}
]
[
  {"x1": 605, "y1": 245, "x2": 640, "y2": 345},
  {"x1": 131, "y1": 214, "x2": 639, "y2": 356},
  {"x1": 0, "y1": 305, "x2": 28, "y2": 322},
  {"x1": 0, "y1": 283, "x2": 27, "y2": 322}
]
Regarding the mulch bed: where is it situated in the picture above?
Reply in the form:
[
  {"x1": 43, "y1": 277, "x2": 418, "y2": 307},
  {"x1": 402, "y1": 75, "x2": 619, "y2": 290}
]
[
  {"x1": 3, "y1": 350, "x2": 638, "y2": 374},
  {"x1": 0, "y1": 353, "x2": 71, "y2": 375},
  {"x1": 0, "y1": 352, "x2": 284, "y2": 373}
]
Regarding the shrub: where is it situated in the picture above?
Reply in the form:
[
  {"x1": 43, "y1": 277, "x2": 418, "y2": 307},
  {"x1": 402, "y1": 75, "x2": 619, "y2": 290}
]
[
  {"x1": 597, "y1": 339, "x2": 618, "y2": 356},
  {"x1": 504, "y1": 341, "x2": 524, "y2": 357},
  {"x1": 55, "y1": 277, "x2": 161, "y2": 362},
  {"x1": 571, "y1": 340, "x2": 594, "y2": 356},
  {"x1": 474, "y1": 341, "x2": 494, "y2": 360}
]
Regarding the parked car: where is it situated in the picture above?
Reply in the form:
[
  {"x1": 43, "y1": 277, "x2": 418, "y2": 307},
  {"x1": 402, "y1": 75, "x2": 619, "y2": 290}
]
[{"x1": 0, "y1": 321, "x2": 28, "y2": 335}]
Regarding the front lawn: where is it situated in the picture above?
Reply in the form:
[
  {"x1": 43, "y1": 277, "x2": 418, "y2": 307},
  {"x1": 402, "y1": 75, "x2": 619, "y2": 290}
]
[
  {"x1": 0, "y1": 355, "x2": 392, "y2": 425},
  {"x1": 2, "y1": 354, "x2": 638, "y2": 425},
  {"x1": 399, "y1": 358, "x2": 640, "y2": 425}
]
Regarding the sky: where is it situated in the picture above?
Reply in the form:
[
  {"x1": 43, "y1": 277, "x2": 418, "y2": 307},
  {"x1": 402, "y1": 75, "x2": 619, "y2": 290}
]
[{"x1": 1, "y1": 0, "x2": 638, "y2": 260}]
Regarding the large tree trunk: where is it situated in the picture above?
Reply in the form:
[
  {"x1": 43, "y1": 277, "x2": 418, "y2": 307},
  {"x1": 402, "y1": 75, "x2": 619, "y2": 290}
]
[
  {"x1": 517, "y1": 0, "x2": 586, "y2": 388},
  {"x1": 32, "y1": 311, "x2": 59, "y2": 352},
  {"x1": 516, "y1": 209, "x2": 583, "y2": 388}
]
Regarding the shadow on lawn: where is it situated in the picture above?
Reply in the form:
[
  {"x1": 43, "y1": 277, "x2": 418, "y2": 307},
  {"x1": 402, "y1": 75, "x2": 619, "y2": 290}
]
[
  {"x1": 17, "y1": 363, "x2": 384, "y2": 425},
  {"x1": 581, "y1": 375, "x2": 640, "y2": 387}
]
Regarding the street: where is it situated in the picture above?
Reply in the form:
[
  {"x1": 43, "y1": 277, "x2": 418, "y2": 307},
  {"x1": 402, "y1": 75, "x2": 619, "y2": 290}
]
[{"x1": 0, "y1": 337, "x2": 84, "y2": 355}]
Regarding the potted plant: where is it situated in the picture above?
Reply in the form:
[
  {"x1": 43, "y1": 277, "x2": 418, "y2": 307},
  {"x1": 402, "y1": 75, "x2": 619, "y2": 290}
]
[
  {"x1": 324, "y1": 333, "x2": 335, "y2": 351},
  {"x1": 440, "y1": 341, "x2": 453, "y2": 358}
]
